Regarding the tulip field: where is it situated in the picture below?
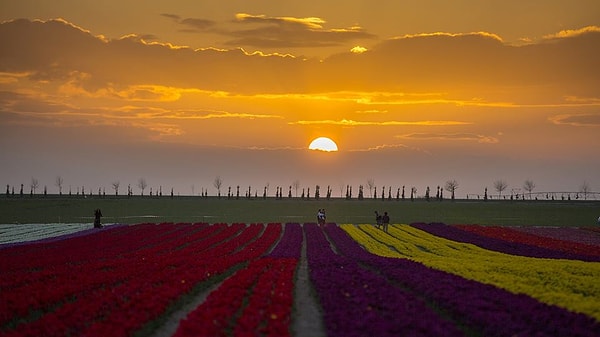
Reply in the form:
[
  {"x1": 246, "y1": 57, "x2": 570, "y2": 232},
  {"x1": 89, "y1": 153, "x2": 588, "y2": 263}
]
[{"x1": 1, "y1": 222, "x2": 599, "y2": 336}]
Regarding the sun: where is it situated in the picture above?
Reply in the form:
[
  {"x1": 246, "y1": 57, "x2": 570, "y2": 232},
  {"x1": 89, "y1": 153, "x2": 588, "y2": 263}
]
[{"x1": 308, "y1": 137, "x2": 338, "y2": 152}]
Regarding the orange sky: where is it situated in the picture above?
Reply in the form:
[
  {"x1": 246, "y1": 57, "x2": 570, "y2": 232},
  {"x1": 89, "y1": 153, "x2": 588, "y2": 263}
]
[{"x1": 1, "y1": 1, "x2": 599, "y2": 198}]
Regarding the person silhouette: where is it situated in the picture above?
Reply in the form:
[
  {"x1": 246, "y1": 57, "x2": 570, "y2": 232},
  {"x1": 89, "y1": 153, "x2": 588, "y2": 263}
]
[
  {"x1": 94, "y1": 208, "x2": 103, "y2": 228},
  {"x1": 382, "y1": 211, "x2": 390, "y2": 232}
]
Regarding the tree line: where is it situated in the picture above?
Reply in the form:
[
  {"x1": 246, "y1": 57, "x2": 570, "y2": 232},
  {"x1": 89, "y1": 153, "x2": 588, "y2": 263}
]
[{"x1": 4, "y1": 176, "x2": 597, "y2": 201}]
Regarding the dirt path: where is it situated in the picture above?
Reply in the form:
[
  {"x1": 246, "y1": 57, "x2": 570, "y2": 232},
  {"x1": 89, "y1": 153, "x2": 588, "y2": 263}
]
[
  {"x1": 150, "y1": 224, "x2": 326, "y2": 337},
  {"x1": 291, "y1": 225, "x2": 326, "y2": 336}
]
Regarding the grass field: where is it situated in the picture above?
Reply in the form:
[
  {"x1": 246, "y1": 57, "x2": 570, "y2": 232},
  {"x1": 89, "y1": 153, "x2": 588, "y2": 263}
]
[{"x1": 1, "y1": 195, "x2": 599, "y2": 226}]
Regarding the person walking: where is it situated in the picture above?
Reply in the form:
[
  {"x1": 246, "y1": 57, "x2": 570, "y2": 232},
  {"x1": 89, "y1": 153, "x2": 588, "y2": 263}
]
[{"x1": 375, "y1": 211, "x2": 382, "y2": 229}]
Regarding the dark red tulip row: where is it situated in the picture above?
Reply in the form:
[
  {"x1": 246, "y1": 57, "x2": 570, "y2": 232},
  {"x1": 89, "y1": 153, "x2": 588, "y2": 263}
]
[
  {"x1": 454, "y1": 224, "x2": 600, "y2": 258},
  {"x1": 412, "y1": 222, "x2": 600, "y2": 262},
  {"x1": 174, "y1": 223, "x2": 303, "y2": 337},
  {"x1": 0, "y1": 223, "x2": 282, "y2": 337}
]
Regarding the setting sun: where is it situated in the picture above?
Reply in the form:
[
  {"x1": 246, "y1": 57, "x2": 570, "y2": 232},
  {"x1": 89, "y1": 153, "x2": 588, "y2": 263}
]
[{"x1": 309, "y1": 137, "x2": 338, "y2": 152}]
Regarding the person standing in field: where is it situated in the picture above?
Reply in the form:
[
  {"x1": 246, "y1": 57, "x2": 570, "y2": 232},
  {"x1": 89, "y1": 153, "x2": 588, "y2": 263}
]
[
  {"x1": 382, "y1": 211, "x2": 390, "y2": 233},
  {"x1": 94, "y1": 208, "x2": 103, "y2": 228},
  {"x1": 317, "y1": 209, "x2": 325, "y2": 226}
]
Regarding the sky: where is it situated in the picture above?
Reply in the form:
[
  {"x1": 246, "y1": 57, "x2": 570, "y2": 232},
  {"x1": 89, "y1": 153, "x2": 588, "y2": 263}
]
[{"x1": 1, "y1": 1, "x2": 599, "y2": 198}]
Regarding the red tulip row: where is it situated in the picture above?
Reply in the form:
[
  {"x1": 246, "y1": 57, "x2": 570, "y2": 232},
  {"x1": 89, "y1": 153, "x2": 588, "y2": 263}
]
[
  {"x1": 0, "y1": 223, "x2": 220, "y2": 325},
  {"x1": 174, "y1": 256, "x2": 297, "y2": 337},
  {"x1": 454, "y1": 224, "x2": 600, "y2": 257},
  {"x1": 1, "y1": 223, "x2": 282, "y2": 337}
]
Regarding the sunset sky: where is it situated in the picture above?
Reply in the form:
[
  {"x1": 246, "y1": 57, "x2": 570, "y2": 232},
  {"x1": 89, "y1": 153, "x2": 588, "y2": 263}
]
[{"x1": 1, "y1": 1, "x2": 599, "y2": 198}]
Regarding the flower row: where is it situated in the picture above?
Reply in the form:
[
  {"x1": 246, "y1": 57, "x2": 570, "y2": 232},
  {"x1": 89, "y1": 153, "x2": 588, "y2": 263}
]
[
  {"x1": 174, "y1": 257, "x2": 297, "y2": 337},
  {"x1": 0, "y1": 223, "x2": 96, "y2": 245},
  {"x1": 342, "y1": 224, "x2": 600, "y2": 322},
  {"x1": 334, "y1": 224, "x2": 600, "y2": 336},
  {"x1": 305, "y1": 223, "x2": 464, "y2": 336},
  {"x1": 174, "y1": 223, "x2": 302, "y2": 337},
  {"x1": 1, "y1": 223, "x2": 282, "y2": 337},
  {"x1": 455, "y1": 224, "x2": 600, "y2": 258},
  {"x1": 511, "y1": 225, "x2": 600, "y2": 247},
  {"x1": 414, "y1": 222, "x2": 600, "y2": 261}
]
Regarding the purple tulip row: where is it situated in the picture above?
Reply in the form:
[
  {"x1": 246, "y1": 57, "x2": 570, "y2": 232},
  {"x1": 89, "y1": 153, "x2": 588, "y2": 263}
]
[
  {"x1": 412, "y1": 222, "x2": 600, "y2": 262},
  {"x1": 305, "y1": 223, "x2": 464, "y2": 337},
  {"x1": 325, "y1": 224, "x2": 600, "y2": 337},
  {"x1": 268, "y1": 223, "x2": 303, "y2": 258}
]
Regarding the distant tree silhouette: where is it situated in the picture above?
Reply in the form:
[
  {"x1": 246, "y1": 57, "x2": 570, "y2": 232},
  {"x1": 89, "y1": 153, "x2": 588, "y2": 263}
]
[
  {"x1": 523, "y1": 179, "x2": 535, "y2": 199},
  {"x1": 293, "y1": 180, "x2": 301, "y2": 197},
  {"x1": 112, "y1": 181, "x2": 120, "y2": 196},
  {"x1": 579, "y1": 181, "x2": 591, "y2": 200},
  {"x1": 137, "y1": 178, "x2": 147, "y2": 196},
  {"x1": 55, "y1": 176, "x2": 64, "y2": 195},
  {"x1": 494, "y1": 179, "x2": 508, "y2": 199},
  {"x1": 213, "y1": 176, "x2": 223, "y2": 198},
  {"x1": 30, "y1": 178, "x2": 39, "y2": 195},
  {"x1": 425, "y1": 186, "x2": 430, "y2": 201},
  {"x1": 445, "y1": 179, "x2": 459, "y2": 200},
  {"x1": 367, "y1": 178, "x2": 375, "y2": 198},
  {"x1": 358, "y1": 185, "x2": 364, "y2": 200}
]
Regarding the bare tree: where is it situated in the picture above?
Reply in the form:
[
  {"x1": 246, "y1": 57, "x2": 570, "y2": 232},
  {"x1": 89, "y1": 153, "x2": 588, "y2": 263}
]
[
  {"x1": 579, "y1": 181, "x2": 591, "y2": 200},
  {"x1": 444, "y1": 179, "x2": 459, "y2": 200},
  {"x1": 367, "y1": 178, "x2": 375, "y2": 198},
  {"x1": 213, "y1": 176, "x2": 223, "y2": 197},
  {"x1": 55, "y1": 176, "x2": 64, "y2": 195},
  {"x1": 494, "y1": 179, "x2": 508, "y2": 199},
  {"x1": 523, "y1": 179, "x2": 536, "y2": 199},
  {"x1": 112, "y1": 181, "x2": 120, "y2": 196},
  {"x1": 137, "y1": 178, "x2": 147, "y2": 195},
  {"x1": 30, "y1": 177, "x2": 39, "y2": 195},
  {"x1": 292, "y1": 179, "x2": 301, "y2": 197}
]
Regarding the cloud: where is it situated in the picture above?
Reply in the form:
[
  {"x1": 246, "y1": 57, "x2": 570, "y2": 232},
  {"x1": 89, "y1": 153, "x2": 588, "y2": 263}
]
[
  {"x1": 289, "y1": 119, "x2": 471, "y2": 126},
  {"x1": 224, "y1": 13, "x2": 376, "y2": 48},
  {"x1": 548, "y1": 113, "x2": 600, "y2": 127},
  {"x1": 0, "y1": 19, "x2": 599, "y2": 101},
  {"x1": 543, "y1": 26, "x2": 600, "y2": 40},
  {"x1": 397, "y1": 133, "x2": 499, "y2": 144}
]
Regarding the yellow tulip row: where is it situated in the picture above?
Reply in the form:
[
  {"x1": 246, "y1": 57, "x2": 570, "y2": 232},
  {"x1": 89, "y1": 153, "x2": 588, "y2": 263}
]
[{"x1": 341, "y1": 224, "x2": 600, "y2": 321}]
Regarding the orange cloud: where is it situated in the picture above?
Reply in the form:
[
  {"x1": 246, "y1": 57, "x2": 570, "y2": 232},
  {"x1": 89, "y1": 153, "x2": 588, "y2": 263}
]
[
  {"x1": 397, "y1": 133, "x2": 499, "y2": 144},
  {"x1": 289, "y1": 119, "x2": 471, "y2": 126},
  {"x1": 543, "y1": 26, "x2": 600, "y2": 40},
  {"x1": 548, "y1": 113, "x2": 600, "y2": 127}
]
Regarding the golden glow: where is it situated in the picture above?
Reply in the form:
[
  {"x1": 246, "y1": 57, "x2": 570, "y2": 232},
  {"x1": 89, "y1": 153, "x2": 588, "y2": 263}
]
[
  {"x1": 308, "y1": 137, "x2": 338, "y2": 152},
  {"x1": 351, "y1": 46, "x2": 367, "y2": 53}
]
